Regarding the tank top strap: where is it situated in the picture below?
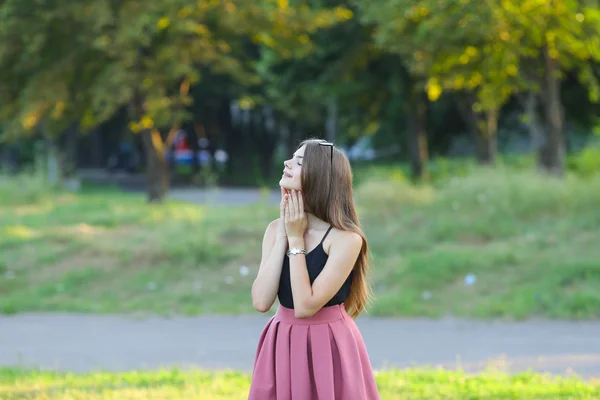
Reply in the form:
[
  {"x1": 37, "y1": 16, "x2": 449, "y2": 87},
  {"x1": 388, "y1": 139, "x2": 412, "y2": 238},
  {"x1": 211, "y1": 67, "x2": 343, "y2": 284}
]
[{"x1": 320, "y1": 225, "x2": 333, "y2": 244}]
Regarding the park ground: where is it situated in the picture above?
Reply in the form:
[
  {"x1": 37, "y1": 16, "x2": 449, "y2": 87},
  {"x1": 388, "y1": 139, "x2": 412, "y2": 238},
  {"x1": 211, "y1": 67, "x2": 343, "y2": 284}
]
[{"x1": 2, "y1": 164, "x2": 600, "y2": 398}]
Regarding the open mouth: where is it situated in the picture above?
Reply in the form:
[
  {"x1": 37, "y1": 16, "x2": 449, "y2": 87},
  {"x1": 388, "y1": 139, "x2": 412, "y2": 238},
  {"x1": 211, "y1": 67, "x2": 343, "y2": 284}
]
[{"x1": 283, "y1": 172, "x2": 292, "y2": 178}]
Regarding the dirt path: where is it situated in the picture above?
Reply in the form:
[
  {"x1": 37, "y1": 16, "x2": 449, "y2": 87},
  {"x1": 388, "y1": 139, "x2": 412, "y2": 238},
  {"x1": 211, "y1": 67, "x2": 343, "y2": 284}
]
[{"x1": 2, "y1": 313, "x2": 600, "y2": 378}]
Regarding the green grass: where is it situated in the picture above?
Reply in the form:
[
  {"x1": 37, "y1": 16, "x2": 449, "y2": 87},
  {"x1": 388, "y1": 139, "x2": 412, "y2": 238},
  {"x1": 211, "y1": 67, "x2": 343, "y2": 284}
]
[
  {"x1": 358, "y1": 168, "x2": 600, "y2": 319},
  {"x1": 0, "y1": 183, "x2": 271, "y2": 316},
  {"x1": 1, "y1": 166, "x2": 600, "y2": 319},
  {"x1": 1, "y1": 367, "x2": 599, "y2": 399}
]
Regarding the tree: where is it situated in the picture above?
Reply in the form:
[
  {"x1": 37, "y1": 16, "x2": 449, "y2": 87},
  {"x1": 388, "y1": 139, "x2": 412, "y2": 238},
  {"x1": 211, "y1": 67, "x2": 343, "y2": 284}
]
[
  {"x1": 353, "y1": 0, "x2": 600, "y2": 172},
  {"x1": 354, "y1": 0, "x2": 482, "y2": 175},
  {"x1": 488, "y1": 0, "x2": 600, "y2": 175},
  {"x1": 353, "y1": 0, "x2": 515, "y2": 166},
  {"x1": 0, "y1": 0, "x2": 351, "y2": 201},
  {"x1": 252, "y1": 3, "x2": 378, "y2": 150}
]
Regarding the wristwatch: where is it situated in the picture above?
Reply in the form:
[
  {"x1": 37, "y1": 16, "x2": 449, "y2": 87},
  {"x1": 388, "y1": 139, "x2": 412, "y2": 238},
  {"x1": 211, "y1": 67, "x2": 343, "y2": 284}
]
[{"x1": 286, "y1": 248, "x2": 307, "y2": 256}]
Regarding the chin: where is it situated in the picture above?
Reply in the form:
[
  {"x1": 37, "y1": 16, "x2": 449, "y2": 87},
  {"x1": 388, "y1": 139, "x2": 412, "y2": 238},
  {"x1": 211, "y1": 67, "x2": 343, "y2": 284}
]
[{"x1": 280, "y1": 182, "x2": 298, "y2": 192}]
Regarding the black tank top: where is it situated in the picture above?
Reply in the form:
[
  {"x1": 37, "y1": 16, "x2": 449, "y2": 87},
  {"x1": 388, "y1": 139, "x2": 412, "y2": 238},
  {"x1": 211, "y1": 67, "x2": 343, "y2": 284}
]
[{"x1": 278, "y1": 226, "x2": 353, "y2": 309}]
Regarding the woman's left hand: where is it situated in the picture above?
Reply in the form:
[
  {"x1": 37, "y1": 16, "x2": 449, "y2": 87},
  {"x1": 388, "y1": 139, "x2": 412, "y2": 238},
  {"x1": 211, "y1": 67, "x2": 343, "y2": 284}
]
[{"x1": 284, "y1": 189, "x2": 308, "y2": 240}]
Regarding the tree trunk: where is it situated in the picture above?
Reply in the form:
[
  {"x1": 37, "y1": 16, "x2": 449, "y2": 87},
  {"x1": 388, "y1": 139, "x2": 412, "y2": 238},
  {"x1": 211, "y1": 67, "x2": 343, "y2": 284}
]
[
  {"x1": 132, "y1": 92, "x2": 170, "y2": 202},
  {"x1": 140, "y1": 129, "x2": 169, "y2": 203},
  {"x1": 460, "y1": 99, "x2": 497, "y2": 166},
  {"x1": 405, "y1": 86, "x2": 429, "y2": 180},
  {"x1": 538, "y1": 44, "x2": 565, "y2": 176},
  {"x1": 522, "y1": 92, "x2": 545, "y2": 153},
  {"x1": 475, "y1": 109, "x2": 498, "y2": 165}
]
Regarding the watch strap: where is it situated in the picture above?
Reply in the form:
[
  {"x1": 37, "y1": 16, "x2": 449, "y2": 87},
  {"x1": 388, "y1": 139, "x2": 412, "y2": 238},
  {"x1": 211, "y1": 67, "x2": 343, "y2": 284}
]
[{"x1": 286, "y1": 248, "x2": 307, "y2": 256}]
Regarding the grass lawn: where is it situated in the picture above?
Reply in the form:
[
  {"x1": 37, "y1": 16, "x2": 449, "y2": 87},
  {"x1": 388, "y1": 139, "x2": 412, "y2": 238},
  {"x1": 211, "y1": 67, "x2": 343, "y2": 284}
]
[
  {"x1": 1, "y1": 167, "x2": 600, "y2": 319},
  {"x1": 1, "y1": 367, "x2": 599, "y2": 399}
]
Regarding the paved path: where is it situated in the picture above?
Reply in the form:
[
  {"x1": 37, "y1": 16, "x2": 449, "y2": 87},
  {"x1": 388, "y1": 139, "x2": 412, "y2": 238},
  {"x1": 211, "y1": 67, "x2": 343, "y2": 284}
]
[
  {"x1": 168, "y1": 187, "x2": 281, "y2": 206},
  {"x1": 2, "y1": 313, "x2": 600, "y2": 378},
  {"x1": 79, "y1": 168, "x2": 282, "y2": 206}
]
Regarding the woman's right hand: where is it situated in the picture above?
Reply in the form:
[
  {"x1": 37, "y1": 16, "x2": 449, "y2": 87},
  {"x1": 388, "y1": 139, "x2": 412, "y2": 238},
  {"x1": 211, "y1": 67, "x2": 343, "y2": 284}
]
[{"x1": 277, "y1": 186, "x2": 289, "y2": 240}]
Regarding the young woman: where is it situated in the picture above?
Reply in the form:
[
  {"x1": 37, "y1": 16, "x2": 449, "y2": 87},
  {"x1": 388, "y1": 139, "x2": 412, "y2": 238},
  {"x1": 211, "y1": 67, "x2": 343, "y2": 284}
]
[{"x1": 249, "y1": 138, "x2": 380, "y2": 399}]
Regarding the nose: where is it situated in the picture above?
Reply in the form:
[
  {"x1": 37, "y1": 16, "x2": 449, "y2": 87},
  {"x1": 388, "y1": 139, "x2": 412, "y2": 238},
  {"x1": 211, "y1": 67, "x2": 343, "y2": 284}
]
[{"x1": 284, "y1": 159, "x2": 291, "y2": 169}]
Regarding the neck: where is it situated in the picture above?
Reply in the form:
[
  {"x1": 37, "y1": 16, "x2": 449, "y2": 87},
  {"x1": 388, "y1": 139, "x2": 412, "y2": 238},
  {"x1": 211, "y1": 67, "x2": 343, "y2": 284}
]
[{"x1": 306, "y1": 213, "x2": 329, "y2": 231}]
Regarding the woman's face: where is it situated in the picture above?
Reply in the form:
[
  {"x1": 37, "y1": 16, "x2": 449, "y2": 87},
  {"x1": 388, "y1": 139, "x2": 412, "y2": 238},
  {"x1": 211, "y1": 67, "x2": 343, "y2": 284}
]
[{"x1": 279, "y1": 145, "x2": 305, "y2": 192}]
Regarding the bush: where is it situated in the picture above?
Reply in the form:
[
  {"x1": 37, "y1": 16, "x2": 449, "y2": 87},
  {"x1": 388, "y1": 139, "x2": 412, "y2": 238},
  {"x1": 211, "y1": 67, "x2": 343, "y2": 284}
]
[{"x1": 568, "y1": 145, "x2": 600, "y2": 177}]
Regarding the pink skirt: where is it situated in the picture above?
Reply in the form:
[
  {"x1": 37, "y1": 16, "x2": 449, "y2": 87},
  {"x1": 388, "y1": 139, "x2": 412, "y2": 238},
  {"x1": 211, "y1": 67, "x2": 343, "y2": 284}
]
[{"x1": 248, "y1": 303, "x2": 380, "y2": 400}]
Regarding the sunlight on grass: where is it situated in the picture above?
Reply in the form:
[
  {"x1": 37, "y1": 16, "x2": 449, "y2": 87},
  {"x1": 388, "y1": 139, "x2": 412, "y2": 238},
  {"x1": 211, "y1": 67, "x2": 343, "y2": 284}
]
[
  {"x1": 12, "y1": 203, "x2": 55, "y2": 216},
  {"x1": 143, "y1": 203, "x2": 207, "y2": 223},
  {"x1": 355, "y1": 179, "x2": 435, "y2": 208},
  {"x1": 1, "y1": 367, "x2": 599, "y2": 399},
  {"x1": 3, "y1": 225, "x2": 39, "y2": 239}
]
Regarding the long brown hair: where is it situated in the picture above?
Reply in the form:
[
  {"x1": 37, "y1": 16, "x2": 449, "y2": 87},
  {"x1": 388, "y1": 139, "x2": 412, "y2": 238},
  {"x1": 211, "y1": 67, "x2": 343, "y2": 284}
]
[{"x1": 299, "y1": 138, "x2": 372, "y2": 318}]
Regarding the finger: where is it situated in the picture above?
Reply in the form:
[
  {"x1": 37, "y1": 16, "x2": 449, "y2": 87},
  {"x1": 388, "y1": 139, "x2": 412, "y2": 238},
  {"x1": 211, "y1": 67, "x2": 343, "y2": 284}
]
[
  {"x1": 280, "y1": 191, "x2": 286, "y2": 206},
  {"x1": 285, "y1": 200, "x2": 290, "y2": 220},
  {"x1": 281, "y1": 195, "x2": 287, "y2": 216},
  {"x1": 298, "y1": 191, "x2": 304, "y2": 215},
  {"x1": 292, "y1": 190, "x2": 299, "y2": 218},
  {"x1": 288, "y1": 190, "x2": 296, "y2": 217},
  {"x1": 294, "y1": 190, "x2": 300, "y2": 218}
]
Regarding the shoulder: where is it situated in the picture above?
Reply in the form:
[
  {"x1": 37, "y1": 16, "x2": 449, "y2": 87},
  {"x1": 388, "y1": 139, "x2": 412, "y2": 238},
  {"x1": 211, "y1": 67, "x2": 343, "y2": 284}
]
[
  {"x1": 325, "y1": 228, "x2": 363, "y2": 254},
  {"x1": 262, "y1": 218, "x2": 282, "y2": 240},
  {"x1": 265, "y1": 217, "x2": 285, "y2": 232},
  {"x1": 267, "y1": 218, "x2": 282, "y2": 230},
  {"x1": 339, "y1": 230, "x2": 363, "y2": 248}
]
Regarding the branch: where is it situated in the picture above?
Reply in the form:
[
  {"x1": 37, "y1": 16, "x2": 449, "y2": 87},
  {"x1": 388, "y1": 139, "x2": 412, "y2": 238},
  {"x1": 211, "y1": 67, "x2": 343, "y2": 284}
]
[
  {"x1": 164, "y1": 125, "x2": 181, "y2": 150},
  {"x1": 151, "y1": 129, "x2": 165, "y2": 157},
  {"x1": 164, "y1": 78, "x2": 192, "y2": 149}
]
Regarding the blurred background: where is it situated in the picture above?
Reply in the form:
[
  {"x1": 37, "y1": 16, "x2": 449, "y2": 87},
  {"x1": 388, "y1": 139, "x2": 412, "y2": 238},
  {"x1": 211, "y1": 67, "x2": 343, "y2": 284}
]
[
  {"x1": 1, "y1": 0, "x2": 599, "y2": 195},
  {"x1": 1, "y1": 0, "x2": 600, "y2": 398}
]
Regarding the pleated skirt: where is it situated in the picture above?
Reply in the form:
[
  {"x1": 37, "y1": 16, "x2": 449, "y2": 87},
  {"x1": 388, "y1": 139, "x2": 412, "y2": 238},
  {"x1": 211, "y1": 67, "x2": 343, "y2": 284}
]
[{"x1": 248, "y1": 303, "x2": 380, "y2": 400}]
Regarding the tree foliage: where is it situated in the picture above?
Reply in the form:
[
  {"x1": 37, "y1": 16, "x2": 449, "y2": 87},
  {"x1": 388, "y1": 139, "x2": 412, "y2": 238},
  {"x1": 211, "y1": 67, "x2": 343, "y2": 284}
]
[
  {"x1": 1, "y1": 0, "x2": 599, "y2": 190},
  {"x1": 352, "y1": 0, "x2": 600, "y2": 170},
  {"x1": 0, "y1": 0, "x2": 351, "y2": 200},
  {"x1": 0, "y1": 0, "x2": 350, "y2": 139}
]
